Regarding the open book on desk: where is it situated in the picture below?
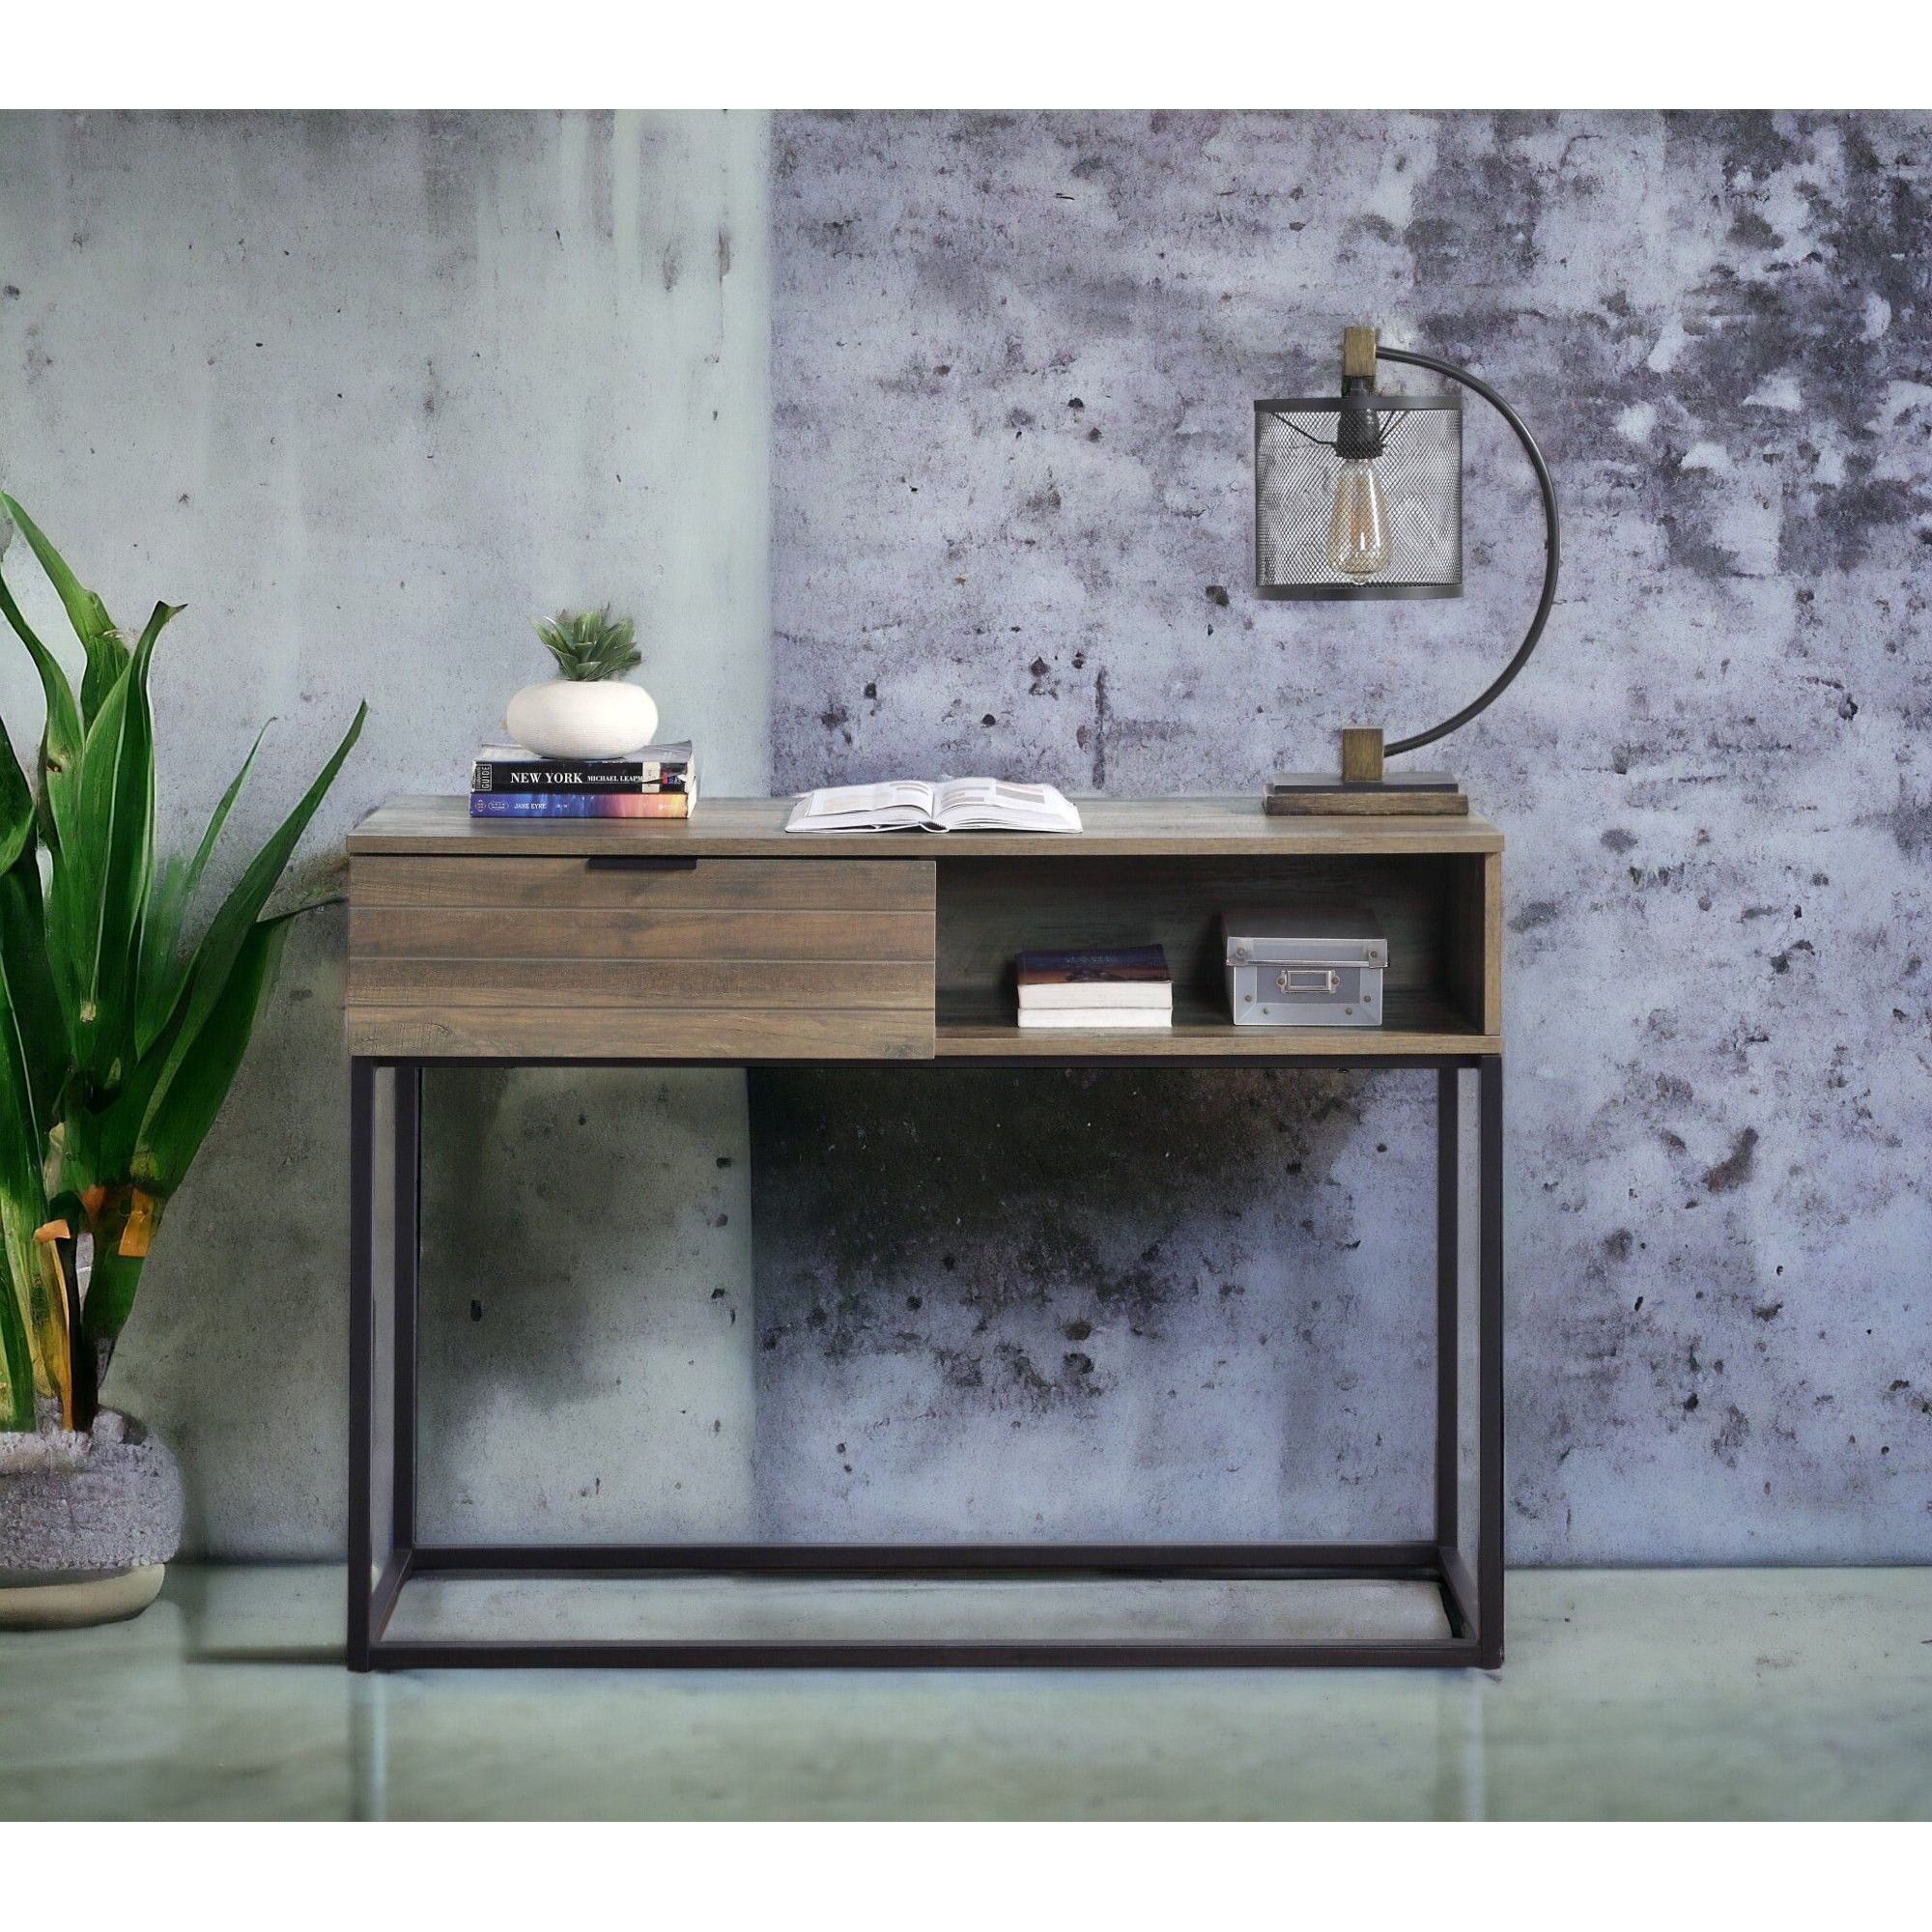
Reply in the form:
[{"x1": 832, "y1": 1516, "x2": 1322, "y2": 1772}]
[{"x1": 785, "y1": 779, "x2": 1082, "y2": 834}]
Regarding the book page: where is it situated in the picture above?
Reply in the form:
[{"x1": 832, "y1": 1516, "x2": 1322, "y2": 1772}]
[
  {"x1": 932, "y1": 779, "x2": 1081, "y2": 831},
  {"x1": 807, "y1": 781, "x2": 934, "y2": 818},
  {"x1": 786, "y1": 781, "x2": 935, "y2": 830}
]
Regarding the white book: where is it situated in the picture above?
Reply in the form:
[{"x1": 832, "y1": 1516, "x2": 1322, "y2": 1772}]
[
  {"x1": 786, "y1": 778, "x2": 1082, "y2": 835},
  {"x1": 1018, "y1": 984, "x2": 1174, "y2": 1010},
  {"x1": 1016, "y1": 1008, "x2": 1174, "y2": 1030}
]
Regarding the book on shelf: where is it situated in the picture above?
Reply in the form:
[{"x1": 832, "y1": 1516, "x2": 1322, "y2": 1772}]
[
  {"x1": 785, "y1": 778, "x2": 1081, "y2": 835},
  {"x1": 470, "y1": 741, "x2": 695, "y2": 794},
  {"x1": 1013, "y1": 944, "x2": 1173, "y2": 1029},
  {"x1": 469, "y1": 789, "x2": 692, "y2": 819},
  {"x1": 1017, "y1": 945, "x2": 1172, "y2": 1011},
  {"x1": 1016, "y1": 1006, "x2": 1172, "y2": 1031}
]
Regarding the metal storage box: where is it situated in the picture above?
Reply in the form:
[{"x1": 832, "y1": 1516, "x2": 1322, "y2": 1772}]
[{"x1": 1223, "y1": 904, "x2": 1387, "y2": 1027}]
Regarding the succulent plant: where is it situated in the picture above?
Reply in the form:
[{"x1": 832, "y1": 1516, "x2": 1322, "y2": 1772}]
[{"x1": 533, "y1": 608, "x2": 640, "y2": 683}]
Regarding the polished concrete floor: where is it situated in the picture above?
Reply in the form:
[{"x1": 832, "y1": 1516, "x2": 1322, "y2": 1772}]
[{"x1": 1, "y1": 1565, "x2": 1927, "y2": 1819}]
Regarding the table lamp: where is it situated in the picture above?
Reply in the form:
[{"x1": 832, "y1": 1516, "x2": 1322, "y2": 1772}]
[{"x1": 1255, "y1": 326, "x2": 1559, "y2": 815}]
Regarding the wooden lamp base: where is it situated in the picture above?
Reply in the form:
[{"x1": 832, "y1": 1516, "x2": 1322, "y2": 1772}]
[{"x1": 1264, "y1": 726, "x2": 1470, "y2": 816}]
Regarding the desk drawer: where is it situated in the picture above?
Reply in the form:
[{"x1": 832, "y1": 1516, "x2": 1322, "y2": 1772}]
[{"x1": 346, "y1": 855, "x2": 935, "y2": 1059}]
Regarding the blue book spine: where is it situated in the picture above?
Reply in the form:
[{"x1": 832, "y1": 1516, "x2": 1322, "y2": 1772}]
[{"x1": 469, "y1": 793, "x2": 596, "y2": 817}]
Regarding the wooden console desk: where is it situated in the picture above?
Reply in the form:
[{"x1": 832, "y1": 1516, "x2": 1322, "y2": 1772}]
[{"x1": 344, "y1": 796, "x2": 1504, "y2": 1668}]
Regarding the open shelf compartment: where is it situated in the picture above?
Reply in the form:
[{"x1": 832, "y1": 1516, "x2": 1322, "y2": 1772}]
[{"x1": 932, "y1": 849, "x2": 1498, "y2": 1058}]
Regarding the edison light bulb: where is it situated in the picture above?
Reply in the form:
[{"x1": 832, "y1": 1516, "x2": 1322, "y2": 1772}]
[{"x1": 1328, "y1": 458, "x2": 1391, "y2": 577}]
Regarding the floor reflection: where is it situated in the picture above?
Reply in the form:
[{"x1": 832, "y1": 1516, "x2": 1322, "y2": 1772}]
[{"x1": 1, "y1": 1565, "x2": 1927, "y2": 1820}]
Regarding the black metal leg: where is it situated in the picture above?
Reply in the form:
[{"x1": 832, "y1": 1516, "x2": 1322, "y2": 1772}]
[
  {"x1": 353, "y1": 1053, "x2": 1506, "y2": 1671},
  {"x1": 1477, "y1": 1053, "x2": 1506, "y2": 1668},
  {"x1": 1435, "y1": 1065, "x2": 1460, "y2": 1551},
  {"x1": 391, "y1": 1065, "x2": 421, "y2": 1550},
  {"x1": 347, "y1": 1057, "x2": 377, "y2": 1672},
  {"x1": 1434, "y1": 1065, "x2": 1467, "y2": 1639}
]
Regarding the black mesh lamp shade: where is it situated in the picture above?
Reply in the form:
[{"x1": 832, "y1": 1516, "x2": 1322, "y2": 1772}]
[
  {"x1": 1255, "y1": 326, "x2": 1559, "y2": 813},
  {"x1": 1255, "y1": 393, "x2": 1462, "y2": 600}
]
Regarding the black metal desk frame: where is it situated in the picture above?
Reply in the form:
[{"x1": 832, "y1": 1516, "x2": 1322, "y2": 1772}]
[{"x1": 348, "y1": 1047, "x2": 1503, "y2": 1671}]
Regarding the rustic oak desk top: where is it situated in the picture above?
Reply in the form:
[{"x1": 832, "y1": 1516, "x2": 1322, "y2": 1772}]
[
  {"x1": 346, "y1": 795, "x2": 1503, "y2": 1063},
  {"x1": 349, "y1": 794, "x2": 1504, "y2": 858}
]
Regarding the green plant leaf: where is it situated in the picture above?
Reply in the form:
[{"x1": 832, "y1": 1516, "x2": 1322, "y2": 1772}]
[
  {"x1": 0, "y1": 852, "x2": 63, "y2": 1157},
  {"x1": 135, "y1": 701, "x2": 364, "y2": 1178},
  {"x1": 135, "y1": 722, "x2": 267, "y2": 1058},
  {"x1": 130, "y1": 911, "x2": 293, "y2": 1204},
  {"x1": 133, "y1": 856, "x2": 194, "y2": 1061},
  {"x1": 0, "y1": 556, "x2": 84, "y2": 853},
  {"x1": 0, "y1": 708, "x2": 33, "y2": 878},
  {"x1": 0, "y1": 1323, "x2": 31, "y2": 1430},
  {"x1": 134, "y1": 600, "x2": 185, "y2": 655},
  {"x1": 0, "y1": 854, "x2": 58, "y2": 1429},
  {"x1": 165, "y1": 702, "x2": 362, "y2": 1045},
  {"x1": 0, "y1": 495, "x2": 127, "y2": 724},
  {"x1": 67, "y1": 1033, "x2": 172, "y2": 1199},
  {"x1": 43, "y1": 625, "x2": 158, "y2": 1093},
  {"x1": 46, "y1": 1205, "x2": 95, "y2": 1428},
  {"x1": 0, "y1": 1204, "x2": 39, "y2": 1430}
]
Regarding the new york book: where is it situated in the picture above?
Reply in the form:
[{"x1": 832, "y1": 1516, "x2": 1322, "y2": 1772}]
[
  {"x1": 1016, "y1": 945, "x2": 1172, "y2": 1010},
  {"x1": 470, "y1": 741, "x2": 694, "y2": 793}
]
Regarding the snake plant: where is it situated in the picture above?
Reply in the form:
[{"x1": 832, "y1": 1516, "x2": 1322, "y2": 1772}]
[{"x1": 0, "y1": 494, "x2": 365, "y2": 1433}]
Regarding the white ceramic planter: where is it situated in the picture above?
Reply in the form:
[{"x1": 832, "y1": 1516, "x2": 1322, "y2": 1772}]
[{"x1": 505, "y1": 679, "x2": 659, "y2": 761}]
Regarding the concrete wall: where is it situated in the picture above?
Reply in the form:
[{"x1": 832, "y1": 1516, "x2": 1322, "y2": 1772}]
[
  {"x1": 0, "y1": 111, "x2": 771, "y2": 1553},
  {"x1": 5, "y1": 110, "x2": 1927, "y2": 1567},
  {"x1": 765, "y1": 111, "x2": 1932, "y2": 1561}
]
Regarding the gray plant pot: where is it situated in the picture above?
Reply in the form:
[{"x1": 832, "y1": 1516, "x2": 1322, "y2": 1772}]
[{"x1": 0, "y1": 1407, "x2": 184, "y2": 1629}]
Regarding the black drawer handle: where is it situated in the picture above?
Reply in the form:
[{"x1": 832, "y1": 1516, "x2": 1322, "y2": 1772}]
[{"x1": 584, "y1": 856, "x2": 699, "y2": 872}]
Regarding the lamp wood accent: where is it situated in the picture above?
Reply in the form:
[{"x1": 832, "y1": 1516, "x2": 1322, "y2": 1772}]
[
  {"x1": 1264, "y1": 783, "x2": 1469, "y2": 817},
  {"x1": 1341, "y1": 727, "x2": 1385, "y2": 783},
  {"x1": 1341, "y1": 326, "x2": 1378, "y2": 383}
]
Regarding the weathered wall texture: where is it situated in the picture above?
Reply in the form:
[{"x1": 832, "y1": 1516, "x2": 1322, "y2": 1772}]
[
  {"x1": 4, "y1": 110, "x2": 1925, "y2": 1569},
  {"x1": 766, "y1": 111, "x2": 1932, "y2": 1560},
  {"x1": 0, "y1": 111, "x2": 771, "y2": 1553}
]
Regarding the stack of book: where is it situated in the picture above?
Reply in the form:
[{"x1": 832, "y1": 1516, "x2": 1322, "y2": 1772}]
[
  {"x1": 1015, "y1": 945, "x2": 1173, "y2": 1030},
  {"x1": 469, "y1": 742, "x2": 698, "y2": 818}
]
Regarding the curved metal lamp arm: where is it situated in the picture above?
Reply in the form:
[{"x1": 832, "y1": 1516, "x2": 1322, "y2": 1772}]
[{"x1": 1376, "y1": 345, "x2": 1560, "y2": 759}]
